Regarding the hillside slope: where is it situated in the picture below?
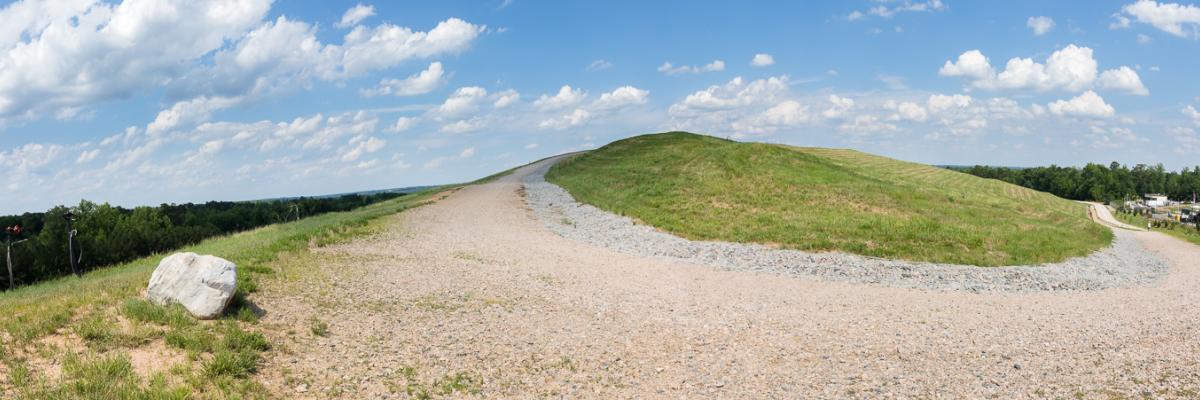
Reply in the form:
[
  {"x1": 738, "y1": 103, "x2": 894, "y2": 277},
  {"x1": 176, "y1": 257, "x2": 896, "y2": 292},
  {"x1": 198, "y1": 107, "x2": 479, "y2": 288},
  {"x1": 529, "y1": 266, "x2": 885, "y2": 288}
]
[{"x1": 545, "y1": 132, "x2": 1112, "y2": 266}]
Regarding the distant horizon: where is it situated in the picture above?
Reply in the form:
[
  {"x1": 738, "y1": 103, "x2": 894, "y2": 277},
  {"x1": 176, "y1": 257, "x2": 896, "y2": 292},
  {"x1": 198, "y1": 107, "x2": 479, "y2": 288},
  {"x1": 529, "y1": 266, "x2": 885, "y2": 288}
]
[{"x1": 3, "y1": 1, "x2": 1200, "y2": 214}]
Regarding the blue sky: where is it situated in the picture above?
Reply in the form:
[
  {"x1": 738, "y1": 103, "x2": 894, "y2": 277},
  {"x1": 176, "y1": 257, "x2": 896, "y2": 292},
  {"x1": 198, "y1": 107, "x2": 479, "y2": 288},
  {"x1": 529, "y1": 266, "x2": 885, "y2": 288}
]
[{"x1": 1, "y1": 0, "x2": 1199, "y2": 214}]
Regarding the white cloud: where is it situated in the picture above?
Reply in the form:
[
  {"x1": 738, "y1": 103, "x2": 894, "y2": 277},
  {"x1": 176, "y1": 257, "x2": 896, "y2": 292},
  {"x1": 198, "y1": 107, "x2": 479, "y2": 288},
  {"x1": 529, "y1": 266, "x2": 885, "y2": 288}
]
[
  {"x1": 895, "y1": 102, "x2": 929, "y2": 122},
  {"x1": 336, "y1": 4, "x2": 375, "y2": 28},
  {"x1": 939, "y1": 50, "x2": 995, "y2": 80},
  {"x1": 751, "y1": 53, "x2": 775, "y2": 67},
  {"x1": 840, "y1": 115, "x2": 897, "y2": 135},
  {"x1": 0, "y1": 0, "x2": 272, "y2": 119},
  {"x1": 0, "y1": 143, "x2": 63, "y2": 176},
  {"x1": 671, "y1": 76, "x2": 790, "y2": 112},
  {"x1": 76, "y1": 149, "x2": 101, "y2": 164},
  {"x1": 0, "y1": 0, "x2": 484, "y2": 128},
  {"x1": 1027, "y1": 16, "x2": 1055, "y2": 35},
  {"x1": 435, "y1": 86, "x2": 488, "y2": 118},
  {"x1": 147, "y1": 96, "x2": 242, "y2": 136},
  {"x1": 440, "y1": 117, "x2": 484, "y2": 133},
  {"x1": 821, "y1": 95, "x2": 855, "y2": 119},
  {"x1": 591, "y1": 86, "x2": 649, "y2": 110},
  {"x1": 854, "y1": 0, "x2": 947, "y2": 19},
  {"x1": 534, "y1": 85, "x2": 586, "y2": 111},
  {"x1": 524, "y1": 143, "x2": 538, "y2": 149},
  {"x1": 586, "y1": 59, "x2": 613, "y2": 71},
  {"x1": 387, "y1": 116, "x2": 416, "y2": 133},
  {"x1": 733, "y1": 100, "x2": 811, "y2": 133},
  {"x1": 1114, "y1": 0, "x2": 1200, "y2": 38},
  {"x1": 361, "y1": 62, "x2": 446, "y2": 97},
  {"x1": 657, "y1": 59, "x2": 726, "y2": 75},
  {"x1": 338, "y1": 135, "x2": 385, "y2": 162},
  {"x1": 492, "y1": 89, "x2": 520, "y2": 108},
  {"x1": 1098, "y1": 66, "x2": 1150, "y2": 95},
  {"x1": 1184, "y1": 105, "x2": 1200, "y2": 124},
  {"x1": 1047, "y1": 91, "x2": 1116, "y2": 118},
  {"x1": 538, "y1": 109, "x2": 591, "y2": 130},
  {"x1": 927, "y1": 94, "x2": 973, "y2": 112},
  {"x1": 459, "y1": 147, "x2": 475, "y2": 158},
  {"x1": 939, "y1": 45, "x2": 1146, "y2": 95}
]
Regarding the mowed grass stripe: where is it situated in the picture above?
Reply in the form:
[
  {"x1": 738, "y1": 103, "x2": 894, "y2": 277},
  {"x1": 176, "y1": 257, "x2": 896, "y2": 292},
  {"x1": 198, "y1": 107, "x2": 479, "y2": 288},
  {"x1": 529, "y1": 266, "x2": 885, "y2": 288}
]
[{"x1": 546, "y1": 132, "x2": 1111, "y2": 266}]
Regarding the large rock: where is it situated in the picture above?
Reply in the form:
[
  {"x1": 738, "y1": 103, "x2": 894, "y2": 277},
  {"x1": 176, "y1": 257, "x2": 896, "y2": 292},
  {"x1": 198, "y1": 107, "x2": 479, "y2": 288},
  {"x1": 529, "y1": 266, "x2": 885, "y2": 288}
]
[{"x1": 146, "y1": 252, "x2": 237, "y2": 319}]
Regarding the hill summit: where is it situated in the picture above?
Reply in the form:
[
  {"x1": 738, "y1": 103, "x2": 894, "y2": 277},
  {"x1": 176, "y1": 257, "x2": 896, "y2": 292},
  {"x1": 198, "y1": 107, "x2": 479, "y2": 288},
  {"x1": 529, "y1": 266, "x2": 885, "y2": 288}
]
[{"x1": 546, "y1": 132, "x2": 1111, "y2": 266}]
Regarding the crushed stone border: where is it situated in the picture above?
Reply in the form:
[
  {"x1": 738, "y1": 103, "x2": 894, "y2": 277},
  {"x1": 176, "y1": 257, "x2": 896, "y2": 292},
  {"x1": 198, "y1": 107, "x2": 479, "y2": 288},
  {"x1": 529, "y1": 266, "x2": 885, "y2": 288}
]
[{"x1": 522, "y1": 158, "x2": 1169, "y2": 292}]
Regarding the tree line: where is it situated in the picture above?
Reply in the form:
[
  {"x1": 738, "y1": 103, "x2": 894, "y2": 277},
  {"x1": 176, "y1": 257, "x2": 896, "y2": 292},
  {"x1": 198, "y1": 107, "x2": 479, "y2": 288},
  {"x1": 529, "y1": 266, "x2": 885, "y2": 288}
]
[
  {"x1": 950, "y1": 162, "x2": 1200, "y2": 204},
  {"x1": 0, "y1": 193, "x2": 405, "y2": 290}
]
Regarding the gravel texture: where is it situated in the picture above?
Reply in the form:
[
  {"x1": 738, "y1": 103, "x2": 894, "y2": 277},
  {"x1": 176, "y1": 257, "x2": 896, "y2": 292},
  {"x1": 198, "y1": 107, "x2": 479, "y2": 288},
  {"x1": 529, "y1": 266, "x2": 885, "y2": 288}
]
[
  {"x1": 255, "y1": 157, "x2": 1200, "y2": 398},
  {"x1": 523, "y1": 157, "x2": 1169, "y2": 292}
]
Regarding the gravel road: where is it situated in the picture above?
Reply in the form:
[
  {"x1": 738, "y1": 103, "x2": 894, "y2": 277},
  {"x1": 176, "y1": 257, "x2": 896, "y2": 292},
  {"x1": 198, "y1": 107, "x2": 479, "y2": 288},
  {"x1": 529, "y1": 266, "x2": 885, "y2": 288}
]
[
  {"x1": 524, "y1": 157, "x2": 1168, "y2": 292},
  {"x1": 257, "y1": 156, "x2": 1200, "y2": 399}
]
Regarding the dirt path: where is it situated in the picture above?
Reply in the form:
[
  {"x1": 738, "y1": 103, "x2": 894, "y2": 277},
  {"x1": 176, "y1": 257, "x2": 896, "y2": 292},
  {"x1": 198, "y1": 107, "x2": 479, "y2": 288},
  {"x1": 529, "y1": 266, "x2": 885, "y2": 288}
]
[
  {"x1": 257, "y1": 158, "x2": 1200, "y2": 399},
  {"x1": 1087, "y1": 202, "x2": 1147, "y2": 231}
]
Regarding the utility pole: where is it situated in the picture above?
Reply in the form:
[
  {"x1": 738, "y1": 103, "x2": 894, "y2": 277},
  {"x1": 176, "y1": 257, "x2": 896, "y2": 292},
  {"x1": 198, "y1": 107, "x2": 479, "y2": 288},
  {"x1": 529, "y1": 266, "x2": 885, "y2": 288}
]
[
  {"x1": 63, "y1": 211, "x2": 80, "y2": 277},
  {"x1": 4, "y1": 224, "x2": 28, "y2": 291}
]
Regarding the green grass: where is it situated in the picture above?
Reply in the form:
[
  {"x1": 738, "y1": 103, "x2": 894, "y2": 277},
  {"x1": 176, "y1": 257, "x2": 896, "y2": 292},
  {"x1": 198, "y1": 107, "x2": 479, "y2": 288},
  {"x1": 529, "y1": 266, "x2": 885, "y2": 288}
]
[
  {"x1": 546, "y1": 131, "x2": 1112, "y2": 266},
  {"x1": 0, "y1": 186, "x2": 444, "y2": 398},
  {"x1": 1114, "y1": 212, "x2": 1200, "y2": 246}
]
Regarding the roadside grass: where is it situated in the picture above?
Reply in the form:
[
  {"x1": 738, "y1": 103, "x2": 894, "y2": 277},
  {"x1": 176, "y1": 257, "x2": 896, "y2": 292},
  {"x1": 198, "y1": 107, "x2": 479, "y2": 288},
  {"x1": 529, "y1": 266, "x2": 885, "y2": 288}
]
[
  {"x1": 1114, "y1": 212, "x2": 1200, "y2": 246},
  {"x1": 0, "y1": 188, "x2": 443, "y2": 398},
  {"x1": 547, "y1": 131, "x2": 1112, "y2": 266}
]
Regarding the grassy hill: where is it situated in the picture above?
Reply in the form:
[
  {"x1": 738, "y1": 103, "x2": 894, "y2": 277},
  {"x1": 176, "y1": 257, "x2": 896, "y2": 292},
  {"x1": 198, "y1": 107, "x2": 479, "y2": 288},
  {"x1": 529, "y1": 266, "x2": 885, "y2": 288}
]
[{"x1": 545, "y1": 132, "x2": 1112, "y2": 266}]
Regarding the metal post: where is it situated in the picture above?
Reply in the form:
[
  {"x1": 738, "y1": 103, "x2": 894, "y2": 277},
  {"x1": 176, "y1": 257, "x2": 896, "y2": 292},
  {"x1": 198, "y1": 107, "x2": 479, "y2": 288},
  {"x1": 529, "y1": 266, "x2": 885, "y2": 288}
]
[
  {"x1": 5, "y1": 237, "x2": 12, "y2": 291},
  {"x1": 64, "y1": 212, "x2": 79, "y2": 277}
]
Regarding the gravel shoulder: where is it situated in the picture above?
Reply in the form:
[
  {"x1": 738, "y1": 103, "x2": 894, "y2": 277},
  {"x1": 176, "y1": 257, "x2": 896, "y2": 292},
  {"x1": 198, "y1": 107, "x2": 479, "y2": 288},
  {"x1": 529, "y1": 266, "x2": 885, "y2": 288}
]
[
  {"x1": 526, "y1": 156, "x2": 1168, "y2": 292},
  {"x1": 255, "y1": 156, "x2": 1200, "y2": 399}
]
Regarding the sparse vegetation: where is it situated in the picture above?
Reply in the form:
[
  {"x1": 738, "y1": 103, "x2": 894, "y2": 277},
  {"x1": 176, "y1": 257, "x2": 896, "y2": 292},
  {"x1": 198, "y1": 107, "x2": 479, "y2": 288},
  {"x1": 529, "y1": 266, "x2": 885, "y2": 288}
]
[
  {"x1": 547, "y1": 132, "x2": 1112, "y2": 266},
  {"x1": 1114, "y1": 211, "x2": 1200, "y2": 246},
  {"x1": 0, "y1": 187, "x2": 442, "y2": 398}
]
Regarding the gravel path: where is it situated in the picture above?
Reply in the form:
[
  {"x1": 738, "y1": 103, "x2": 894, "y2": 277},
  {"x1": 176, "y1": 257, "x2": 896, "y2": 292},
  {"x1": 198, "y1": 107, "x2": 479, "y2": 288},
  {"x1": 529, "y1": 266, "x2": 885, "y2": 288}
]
[
  {"x1": 524, "y1": 156, "x2": 1168, "y2": 292},
  {"x1": 256, "y1": 156, "x2": 1200, "y2": 399}
]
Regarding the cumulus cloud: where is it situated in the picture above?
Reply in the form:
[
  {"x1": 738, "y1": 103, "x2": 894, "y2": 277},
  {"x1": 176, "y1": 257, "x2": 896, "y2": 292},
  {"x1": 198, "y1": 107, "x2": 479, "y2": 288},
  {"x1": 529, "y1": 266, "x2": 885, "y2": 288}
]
[
  {"x1": 591, "y1": 86, "x2": 649, "y2": 110},
  {"x1": 1098, "y1": 66, "x2": 1150, "y2": 95},
  {"x1": 1113, "y1": 0, "x2": 1200, "y2": 38},
  {"x1": 538, "y1": 109, "x2": 591, "y2": 130},
  {"x1": 894, "y1": 102, "x2": 929, "y2": 122},
  {"x1": 1047, "y1": 91, "x2": 1116, "y2": 118},
  {"x1": 338, "y1": 135, "x2": 386, "y2": 162},
  {"x1": 1027, "y1": 16, "x2": 1055, "y2": 35},
  {"x1": 361, "y1": 62, "x2": 446, "y2": 97},
  {"x1": 939, "y1": 45, "x2": 1147, "y2": 95},
  {"x1": 657, "y1": 59, "x2": 726, "y2": 75},
  {"x1": 0, "y1": 0, "x2": 272, "y2": 119},
  {"x1": 146, "y1": 96, "x2": 242, "y2": 136},
  {"x1": 0, "y1": 0, "x2": 485, "y2": 128},
  {"x1": 1184, "y1": 105, "x2": 1200, "y2": 124},
  {"x1": 387, "y1": 116, "x2": 416, "y2": 133},
  {"x1": 927, "y1": 94, "x2": 973, "y2": 111},
  {"x1": 435, "y1": 87, "x2": 488, "y2": 118},
  {"x1": 668, "y1": 75, "x2": 803, "y2": 136},
  {"x1": 750, "y1": 53, "x2": 775, "y2": 67},
  {"x1": 821, "y1": 95, "x2": 855, "y2": 119},
  {"x1": 336, "y1": 4, "x2": 375, "y2": 28},
  {"x1": 492, "y1": 89, "x2": 520, "y2": 108},
  {"x1": 534, "y1": 85, "x2": 587, "y2": 111}
]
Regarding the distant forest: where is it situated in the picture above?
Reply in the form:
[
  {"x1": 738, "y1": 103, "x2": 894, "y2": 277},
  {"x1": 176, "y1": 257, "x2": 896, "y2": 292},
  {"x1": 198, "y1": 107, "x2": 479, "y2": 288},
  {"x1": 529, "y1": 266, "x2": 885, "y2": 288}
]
[
  {"x1": 952, "y1": 162, "x2": 1200, "y2": 203},
  {"x1": 0, "y1": 193, "x2": 405, "y2": 290}
]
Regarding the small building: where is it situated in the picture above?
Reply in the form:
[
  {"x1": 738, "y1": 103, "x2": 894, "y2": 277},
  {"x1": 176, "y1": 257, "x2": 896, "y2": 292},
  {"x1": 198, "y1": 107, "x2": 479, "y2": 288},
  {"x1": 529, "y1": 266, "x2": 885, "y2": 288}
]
[{"x1": 1144, "y1": 194, "x2": 1169, "y2": 207}]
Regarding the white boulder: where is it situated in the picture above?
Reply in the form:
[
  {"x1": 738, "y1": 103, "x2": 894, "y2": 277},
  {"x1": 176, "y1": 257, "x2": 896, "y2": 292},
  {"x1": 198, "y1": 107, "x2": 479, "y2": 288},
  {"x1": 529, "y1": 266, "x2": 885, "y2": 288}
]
[{"x1": 146, "y1": 252, "x2": 237, "y2": 319}]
